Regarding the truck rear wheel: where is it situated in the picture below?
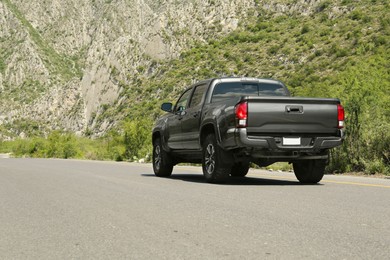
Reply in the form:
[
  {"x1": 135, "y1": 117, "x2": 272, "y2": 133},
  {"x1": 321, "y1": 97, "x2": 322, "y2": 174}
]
[
  {"x1": 230, "y1": 162, "x2": 250, "y2": 177},
  {"x1": 293, "y1": 160, "x2": 326, "y2": 184},
  {"x1": 202, "y1": 134, "x2": 231, "y2": 183},
  {"x1": 153, "y1": 138, "x2": 173, "y2": 177}
]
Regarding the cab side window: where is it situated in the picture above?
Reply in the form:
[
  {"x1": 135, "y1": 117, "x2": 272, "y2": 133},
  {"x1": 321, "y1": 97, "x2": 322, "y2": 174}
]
[
  {"x1": 189, "y1": 84, "x2": 207, "y2": 108},
  {"x1": 174, "y1": 88, "x2": 192, "y2": 112}
]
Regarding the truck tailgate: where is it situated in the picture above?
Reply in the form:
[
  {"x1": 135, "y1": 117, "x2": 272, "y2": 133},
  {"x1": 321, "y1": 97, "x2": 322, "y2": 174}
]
[{"x1": 245, "y1": 96, "x2": 340, "y2": 135}]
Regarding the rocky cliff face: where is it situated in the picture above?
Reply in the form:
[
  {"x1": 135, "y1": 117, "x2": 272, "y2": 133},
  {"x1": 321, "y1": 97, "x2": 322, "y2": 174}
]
[
  {"x1": 0, "y1": 0, "x2": 257, "y2": 138},
  {"x1": 1, "y1": 0, "x2": 333, "y2": 139}
]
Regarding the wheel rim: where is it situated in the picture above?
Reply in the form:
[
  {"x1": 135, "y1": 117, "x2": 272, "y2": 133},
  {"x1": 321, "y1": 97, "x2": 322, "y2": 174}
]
[
  {"x1": 205, "y1": 143, "x2": 216, "y2": 174},
  {"x1": 154, "y1": 145, "x2": 161, "y2": 171}
]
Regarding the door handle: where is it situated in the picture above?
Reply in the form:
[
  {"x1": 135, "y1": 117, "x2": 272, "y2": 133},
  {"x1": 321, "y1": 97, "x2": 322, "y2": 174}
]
[{"x1": 177, "y1": 111, "x2": 186, "y2": 120}]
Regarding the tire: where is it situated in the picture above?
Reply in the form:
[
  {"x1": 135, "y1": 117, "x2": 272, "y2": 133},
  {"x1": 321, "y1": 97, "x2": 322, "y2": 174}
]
[
  {"x1": 293, "y1": 160, "x2": 326, "y2": 184},
  {"x1": 202, "y1": 134, "x2": 232, "y2": 183},
  {"x1": 230, "y1": 162, "x2": 250, "y2": 177},
  {"x1": 153, "y1": 138, "x2": 173, "y2": 177}
]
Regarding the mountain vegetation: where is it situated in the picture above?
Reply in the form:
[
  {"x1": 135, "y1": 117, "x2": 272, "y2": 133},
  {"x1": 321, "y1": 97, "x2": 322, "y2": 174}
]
[{"x1": 0, "y1": 0, "x2": 389, "y2": 174}]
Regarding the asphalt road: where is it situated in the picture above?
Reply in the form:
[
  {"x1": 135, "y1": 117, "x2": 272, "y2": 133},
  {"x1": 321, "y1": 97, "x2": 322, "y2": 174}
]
[{"x1": 1, "y1": 158, "x2": 389, "y2": 259}]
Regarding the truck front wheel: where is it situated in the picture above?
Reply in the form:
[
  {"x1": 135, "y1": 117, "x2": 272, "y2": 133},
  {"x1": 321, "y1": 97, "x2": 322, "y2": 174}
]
[
  {"x1": 202, "y1": 134, "x2": 231, "y2": 183},
  {"x1": 293, "y1": 160, "x2": 326, "y2": 184},
  {"x1": 153, "y1": 138, "x2": 173, "y2": 177}
]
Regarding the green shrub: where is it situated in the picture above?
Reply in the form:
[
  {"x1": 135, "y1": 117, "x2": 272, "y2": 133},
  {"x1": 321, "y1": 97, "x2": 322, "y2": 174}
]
[
  {"x1": 46, "y1": 131, "x2": 80, "y2": 159},
  {"x1": 349, "y1": 10, "x2": 364, "y2": 21},
  {"x1": 267, "y1": 45, "x2": 279, "y2": 55},
  {"x1": 316, "y1": 0, "x2": 331, "y2": 12},
  {"x1": 364, "y1": 159, "x2": 387, "y2": 175},
  {"x1": 301, "y1": 24, "x2": 310, "y2": 34}
]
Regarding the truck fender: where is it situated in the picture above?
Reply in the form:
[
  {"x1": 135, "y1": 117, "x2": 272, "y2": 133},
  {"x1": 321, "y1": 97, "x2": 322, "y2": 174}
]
[
  {"x1": 152, "y1": 129, "x2": 171, "y2": 152},
  {"x1": 200, "y1": 120, "x2": 222, "y2": 146}
]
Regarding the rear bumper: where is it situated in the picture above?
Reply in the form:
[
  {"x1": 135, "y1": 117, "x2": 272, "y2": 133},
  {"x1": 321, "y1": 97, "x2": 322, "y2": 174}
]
[{"x1": 224, "y1": 128, "x2": 344, "y2": 151}]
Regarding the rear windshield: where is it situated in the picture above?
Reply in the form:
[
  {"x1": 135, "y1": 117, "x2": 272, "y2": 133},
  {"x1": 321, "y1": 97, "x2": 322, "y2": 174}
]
[{"x1": 212, "y1": 82, "x2": 286, "y2": 103}]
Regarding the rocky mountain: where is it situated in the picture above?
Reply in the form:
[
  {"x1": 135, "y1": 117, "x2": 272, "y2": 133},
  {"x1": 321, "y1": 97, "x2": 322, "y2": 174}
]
[
  {"x1": 0, "y1": 0, "x2": 256, "y2": 138},
  {"x1": 0, "y1": 0, "x2": 388, "y2": 142}
]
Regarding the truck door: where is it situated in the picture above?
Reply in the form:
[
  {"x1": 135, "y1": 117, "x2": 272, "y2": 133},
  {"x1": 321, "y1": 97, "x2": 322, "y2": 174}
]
[
  {"x1": 166, "y1": 88, "x2": 192, "y2": 149},
  {"x1": 181, "y1": 83, "x2": 208, "y2": 150}
]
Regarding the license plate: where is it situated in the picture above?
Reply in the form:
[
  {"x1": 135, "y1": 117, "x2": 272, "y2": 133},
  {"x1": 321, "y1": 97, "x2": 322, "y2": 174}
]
[{"x1": 283, "y1": 137, "x2": 301, "y2": 146}]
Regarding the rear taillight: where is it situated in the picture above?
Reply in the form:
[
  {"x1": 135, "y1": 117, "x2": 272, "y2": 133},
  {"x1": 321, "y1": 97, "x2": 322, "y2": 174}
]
[
  {"x1": 337, "y1": 104, "x2": 345, "y2": 129},
  {"x1": 235, "y1": 101, "x2": 248, "y2": 128}
]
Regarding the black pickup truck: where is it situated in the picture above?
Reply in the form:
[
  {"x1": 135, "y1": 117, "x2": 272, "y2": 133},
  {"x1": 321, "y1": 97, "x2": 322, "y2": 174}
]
[{"x1": 152, "y1": 77, "x2": 345, "y2": 183}]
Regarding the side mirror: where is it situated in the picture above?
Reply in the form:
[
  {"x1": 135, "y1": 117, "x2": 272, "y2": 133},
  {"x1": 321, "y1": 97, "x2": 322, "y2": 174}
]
[{"x1": 161, "y1": 102, "x2": 173, "y2": 112}]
